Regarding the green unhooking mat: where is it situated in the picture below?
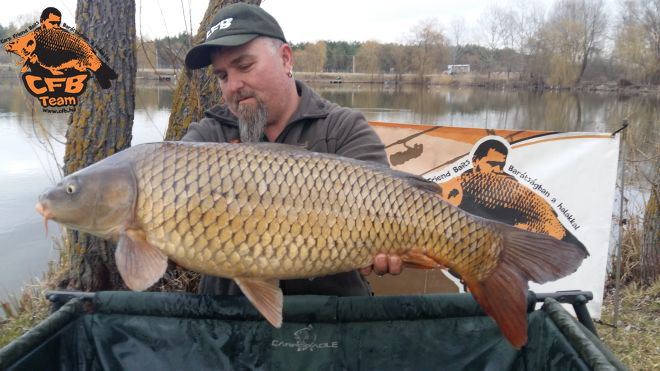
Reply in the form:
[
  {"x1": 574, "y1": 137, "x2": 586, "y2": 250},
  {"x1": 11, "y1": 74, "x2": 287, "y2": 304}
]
[{"x1": 0, "y1": 292, "x2": 626, "y2": 370}]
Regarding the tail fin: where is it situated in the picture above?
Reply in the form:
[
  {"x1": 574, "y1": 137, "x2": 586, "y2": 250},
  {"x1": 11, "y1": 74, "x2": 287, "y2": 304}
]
[
  {"x1": 93, "y1": 61, "x2": 118, "y2": 89},
  {"x1": 464, "y1": 222, "x2": 588, "y2": 349}
]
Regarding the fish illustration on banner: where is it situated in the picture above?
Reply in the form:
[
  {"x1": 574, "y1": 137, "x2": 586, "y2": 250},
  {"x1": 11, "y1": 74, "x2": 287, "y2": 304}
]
[{"x1": 368, "y1": 122, "x2": 619, "y2": 318}]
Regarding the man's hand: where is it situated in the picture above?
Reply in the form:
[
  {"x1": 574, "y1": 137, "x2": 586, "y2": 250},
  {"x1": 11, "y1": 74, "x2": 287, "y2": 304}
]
[{"x1": 359, "y1": 253, "x2": 403, "y2": 276}]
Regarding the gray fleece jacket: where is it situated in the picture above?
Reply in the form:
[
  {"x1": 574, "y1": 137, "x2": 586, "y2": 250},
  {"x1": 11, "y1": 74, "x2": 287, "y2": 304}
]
[{"x1": 182, "y1": 80, "x2": 389, "y2": 296}]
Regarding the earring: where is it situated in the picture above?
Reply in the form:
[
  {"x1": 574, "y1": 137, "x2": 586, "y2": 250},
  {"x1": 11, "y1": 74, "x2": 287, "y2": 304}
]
[{"x1": 287, "y1": 70, "x2": 293, "y2": 78}]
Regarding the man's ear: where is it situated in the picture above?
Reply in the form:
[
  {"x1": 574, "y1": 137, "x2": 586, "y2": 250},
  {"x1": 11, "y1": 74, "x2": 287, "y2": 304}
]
[{"x1": 281, "y1": 43, "x2": 294, "y2": 71}]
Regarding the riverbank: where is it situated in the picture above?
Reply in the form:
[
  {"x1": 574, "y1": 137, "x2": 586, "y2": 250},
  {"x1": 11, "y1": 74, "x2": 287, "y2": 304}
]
[
  {"x1": 1, "y1": 64, "x2": 657, "y2": 95},
  {"x1": 294, "y1": 71, "x2": 660, "y2": 95}
]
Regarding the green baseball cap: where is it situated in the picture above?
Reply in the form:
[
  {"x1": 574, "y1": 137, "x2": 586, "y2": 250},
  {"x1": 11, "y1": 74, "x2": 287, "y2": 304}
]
[{"x1": 185, "y1": 3, "x2": 286, "y2": 69}]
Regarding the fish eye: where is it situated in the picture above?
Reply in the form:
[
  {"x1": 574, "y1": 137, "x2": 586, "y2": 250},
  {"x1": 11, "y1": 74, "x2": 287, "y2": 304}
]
[{"x1": 66, "y1": 184, "x2": 77, "y2": 194}]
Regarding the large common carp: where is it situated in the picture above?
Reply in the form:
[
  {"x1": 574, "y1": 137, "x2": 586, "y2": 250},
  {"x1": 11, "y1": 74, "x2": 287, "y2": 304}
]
[{"x1": 36, "y1": 142, "x2": 588, "y2": 348}]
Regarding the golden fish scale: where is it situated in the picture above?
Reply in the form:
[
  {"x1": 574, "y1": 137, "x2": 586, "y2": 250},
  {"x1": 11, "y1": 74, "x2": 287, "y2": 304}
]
[{"x1": 132, "y1": 143, "x2": 502, "y2": 281}]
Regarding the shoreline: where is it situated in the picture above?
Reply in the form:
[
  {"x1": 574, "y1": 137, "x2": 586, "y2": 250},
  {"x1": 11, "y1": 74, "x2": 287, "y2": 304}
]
[
  {"x1": 0, "y1": 65, "x2": 657, "y2": 95},
  {"x1": 293, "y1": 72, "x2": 660, "y2": 96}
]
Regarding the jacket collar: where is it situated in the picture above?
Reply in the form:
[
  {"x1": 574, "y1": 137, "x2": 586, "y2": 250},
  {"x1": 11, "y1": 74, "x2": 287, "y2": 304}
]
[{"x1": 202, "y1": 80, "x2": 331, "y2": 128}]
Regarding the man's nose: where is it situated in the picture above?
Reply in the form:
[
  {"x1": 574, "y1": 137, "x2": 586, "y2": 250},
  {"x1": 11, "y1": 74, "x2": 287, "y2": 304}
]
[{"x1": 225, "y1": 73, "x2": 245, "y2": 93}]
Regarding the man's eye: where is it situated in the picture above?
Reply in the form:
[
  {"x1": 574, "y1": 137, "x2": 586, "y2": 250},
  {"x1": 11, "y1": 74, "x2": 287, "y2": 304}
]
[{"x1": 239, "y1": 63, "x2": 252, "y2": 71}]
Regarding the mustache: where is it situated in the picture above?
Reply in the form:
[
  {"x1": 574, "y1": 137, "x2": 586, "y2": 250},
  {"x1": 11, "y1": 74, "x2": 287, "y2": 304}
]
[{"x1": 232, "y1": 90, "x2": 257, "y2": 107}]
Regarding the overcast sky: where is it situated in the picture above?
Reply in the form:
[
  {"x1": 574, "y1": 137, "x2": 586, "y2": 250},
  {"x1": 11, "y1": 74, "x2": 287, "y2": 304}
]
[{"x1": 2, "y1": 0, "x2": 564, "y2": 44}]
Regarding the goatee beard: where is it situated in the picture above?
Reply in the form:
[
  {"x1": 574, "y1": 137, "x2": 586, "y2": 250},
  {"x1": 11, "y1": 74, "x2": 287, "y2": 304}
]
[{"x1": 236, "y1": 95, "x2": 268, "y2": 143}]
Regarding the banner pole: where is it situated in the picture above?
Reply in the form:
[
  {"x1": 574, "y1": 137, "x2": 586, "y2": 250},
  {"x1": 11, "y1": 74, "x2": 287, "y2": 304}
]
[{"x1": 612, "y1": 119, "x2": 628, "y2": 336}]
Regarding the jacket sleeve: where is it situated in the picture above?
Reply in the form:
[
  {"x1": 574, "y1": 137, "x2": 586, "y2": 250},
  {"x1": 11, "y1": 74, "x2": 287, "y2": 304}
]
[{"x1": 329, "y1": 109, "x2": 389, "y2": 167}]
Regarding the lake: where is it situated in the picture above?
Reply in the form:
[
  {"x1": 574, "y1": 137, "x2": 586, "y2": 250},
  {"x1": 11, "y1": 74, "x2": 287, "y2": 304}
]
[{"x1": 0, "y1": 78, "x2": 657, "y2": 304}]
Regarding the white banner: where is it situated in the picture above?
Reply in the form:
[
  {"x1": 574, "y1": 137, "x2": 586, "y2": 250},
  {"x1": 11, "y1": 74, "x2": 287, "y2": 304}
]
[{"x1": 369, "y1": 123, "x2": 620, "y2": 318}]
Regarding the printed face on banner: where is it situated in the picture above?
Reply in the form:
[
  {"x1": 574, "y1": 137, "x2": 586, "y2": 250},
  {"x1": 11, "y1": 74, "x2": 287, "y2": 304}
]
[{"x1": 368, "y1": 122, "x2": 619, "y2": 319}]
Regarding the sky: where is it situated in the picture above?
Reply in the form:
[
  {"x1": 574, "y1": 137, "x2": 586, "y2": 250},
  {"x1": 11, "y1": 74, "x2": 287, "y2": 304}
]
[{"x1": 0, "y1": 0, "x2": 561, "y2": 45}]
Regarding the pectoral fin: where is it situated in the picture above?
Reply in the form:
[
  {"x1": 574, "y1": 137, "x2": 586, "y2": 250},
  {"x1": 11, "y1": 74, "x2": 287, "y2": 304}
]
[
  {"x1": 115, "y1": 229, "x2": 168, "y2": 291},
  {"x1": 234, "y1": 278, "x2": 283, "y2": 328}
]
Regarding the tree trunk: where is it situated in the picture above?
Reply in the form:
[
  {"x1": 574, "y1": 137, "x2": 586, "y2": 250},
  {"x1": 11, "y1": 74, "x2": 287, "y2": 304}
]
[
  {"x1": 640, "y1": 161, "x2": 659, "y2": 285},
  {"x1": 60, "y1": 0, "x2": 137, "y2": 291},
  {"x1": 575, "y1": 49, "x2": 589, "y2": 84},
  {"x1": 165, "y1": 0, "x2": 261, "y2": 141}
]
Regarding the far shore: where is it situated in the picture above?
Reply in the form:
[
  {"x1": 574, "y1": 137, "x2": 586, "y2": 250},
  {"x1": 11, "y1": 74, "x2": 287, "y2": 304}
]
[{"x1": 0, "y1": 64, "x2": 658, "y2": 95}]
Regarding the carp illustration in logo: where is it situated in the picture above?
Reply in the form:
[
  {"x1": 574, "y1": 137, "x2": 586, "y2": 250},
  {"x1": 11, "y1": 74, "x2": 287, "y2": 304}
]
[
  {"x1": 4, "y1": 7, "x2": 117, "y2": 108},
  {"x1": 439, "y1": 137, "x2": 587, "y2": 253}
]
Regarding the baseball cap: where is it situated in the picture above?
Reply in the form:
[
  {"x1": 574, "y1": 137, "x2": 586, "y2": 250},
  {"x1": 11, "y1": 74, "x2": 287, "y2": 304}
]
[{"x1": 185, "y1": 3, "x2": 286, "y2": 69}]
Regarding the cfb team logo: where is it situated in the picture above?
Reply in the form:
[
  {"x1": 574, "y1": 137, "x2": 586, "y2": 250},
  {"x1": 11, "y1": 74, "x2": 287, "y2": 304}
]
[{"x1": 3, "y1": 7, "x2": 117, "y2": 109}]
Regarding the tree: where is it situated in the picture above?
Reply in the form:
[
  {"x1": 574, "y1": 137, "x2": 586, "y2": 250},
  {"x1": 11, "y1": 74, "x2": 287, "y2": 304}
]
[
  {"x1": 408, "y1": 19, "x2": 448, "y2": 83},
  {"x1": 614, "y1": 0, "x2": 660, "y2": 84},
  {"x1": 542, "y1": 0, "x2": 608, "y2": 84},
  {"x1": 165, "y1": 0, "x2": 261, "y2": 141},
  {"x1": 355, "y1": 40, "x2": 382, "y2": 80},
  {"x1": 293, "y1": 41, "x2": 327, "y2": 74},
  {"x1": 325, "y1": 41, "x2": 360, "y2": 72},
  {"x1": 61, "y1": 0, "x2": 137, "y2": 290},
  {"x1": 478, "y1": 5, "x2": 507, "y2": 78},
  {"x1": 641, "y1": 159, "x2": 659, "y2": 285},
  {"x1": 449, "y1": 17, "x2": 467, "y2": 64}
]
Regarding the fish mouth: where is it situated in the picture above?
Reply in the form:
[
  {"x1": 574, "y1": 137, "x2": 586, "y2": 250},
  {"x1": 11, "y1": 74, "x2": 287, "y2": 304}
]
[{"x1": 35, "y1": 202, "x2": 53, "y2": 236}]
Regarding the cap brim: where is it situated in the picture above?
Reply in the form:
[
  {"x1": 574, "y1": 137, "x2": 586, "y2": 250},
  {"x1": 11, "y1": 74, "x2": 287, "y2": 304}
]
[{"x1": 185, "y1": 34, "x2": 259, "y2": 69}]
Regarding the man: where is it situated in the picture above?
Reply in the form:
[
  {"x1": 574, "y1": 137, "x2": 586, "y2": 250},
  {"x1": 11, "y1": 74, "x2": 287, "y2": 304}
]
[
  {"x1": 40, "y1": 7, "x2": 62, "y2": 30},
  {"x1": 471, "y1": 139, "x2": 508, "y2": 174},
  {"x1": 183, "y1": 3, "x2": 401, "y2": 296}
]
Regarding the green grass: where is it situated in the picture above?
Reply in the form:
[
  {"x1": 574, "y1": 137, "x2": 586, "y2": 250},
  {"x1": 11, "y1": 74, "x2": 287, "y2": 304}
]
[{"x1": 596, "y1": 280, "x2": 660, "y2": 371}]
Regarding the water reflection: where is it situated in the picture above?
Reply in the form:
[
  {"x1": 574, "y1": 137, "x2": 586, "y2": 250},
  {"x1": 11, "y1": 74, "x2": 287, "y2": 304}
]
[{"x1": 0, "y1": 79, "x2": 657, "y2": 304}]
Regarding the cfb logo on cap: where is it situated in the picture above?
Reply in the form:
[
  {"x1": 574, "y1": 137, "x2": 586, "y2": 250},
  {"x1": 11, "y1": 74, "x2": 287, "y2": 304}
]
[{"x1": 206, "y1": 18, "x2": 233, "y2": 40}]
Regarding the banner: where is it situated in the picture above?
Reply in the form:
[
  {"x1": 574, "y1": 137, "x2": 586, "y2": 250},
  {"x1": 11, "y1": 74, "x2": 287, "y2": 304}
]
[{"x1": 368, "y1": 122, "x2": 620, "y2": 318}]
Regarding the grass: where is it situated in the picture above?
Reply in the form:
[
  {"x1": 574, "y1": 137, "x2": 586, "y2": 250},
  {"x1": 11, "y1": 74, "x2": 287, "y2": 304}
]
[
  {"x1": 0, "y1": 282, "x2": 50, "y2": 349},
  {"x1": 596, "y1": 280, "x2": 660, "y2": 370}
]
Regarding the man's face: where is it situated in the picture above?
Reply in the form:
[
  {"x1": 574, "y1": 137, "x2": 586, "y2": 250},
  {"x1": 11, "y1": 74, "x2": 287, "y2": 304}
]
[
  {"x1": 474, "y1": 148, "x2": 506, "y2": 173},
  {"x1": 41, "y1": 14, "x2": 61, "y2": 29},
  {"x1": 210, "y1": 38, "x2": 293, "y2": 141}
]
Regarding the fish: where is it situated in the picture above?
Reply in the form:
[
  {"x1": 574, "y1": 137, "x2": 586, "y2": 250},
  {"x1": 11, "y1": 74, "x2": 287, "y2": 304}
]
[
  {"x1": 4, "y1": 28, "x2": 117, "y2": 88},
  {"x1": 35, "y1": 142, "x2": 588, "y2": 348},
  {"x1": 440, "y1": 171, "x2": 587, "y2": 251}
]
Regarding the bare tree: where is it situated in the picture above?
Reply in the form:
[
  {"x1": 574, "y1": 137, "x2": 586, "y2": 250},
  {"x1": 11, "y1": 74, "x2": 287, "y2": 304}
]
[
  {"x1": 544, "y1": 0, "x2": 608, "y2": 84},
  {"x1": 478, "y1": 5, "x2": 507, "y2": 78},
  {"x1": 355, "y1": 40, "x2": 382, "y2": 81},
  {"x1": 450, "y1": 17, "x2": 466, "y2": 64},
  {"x1": 614, "y1": 0, "x2": 660, "y2": 84},
  {"x1": 408, "y1": 18, "x2": 448, "y2": 83},
  {"x1": 390, "y1": 43, "x2": 412, "y2": 84}
]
